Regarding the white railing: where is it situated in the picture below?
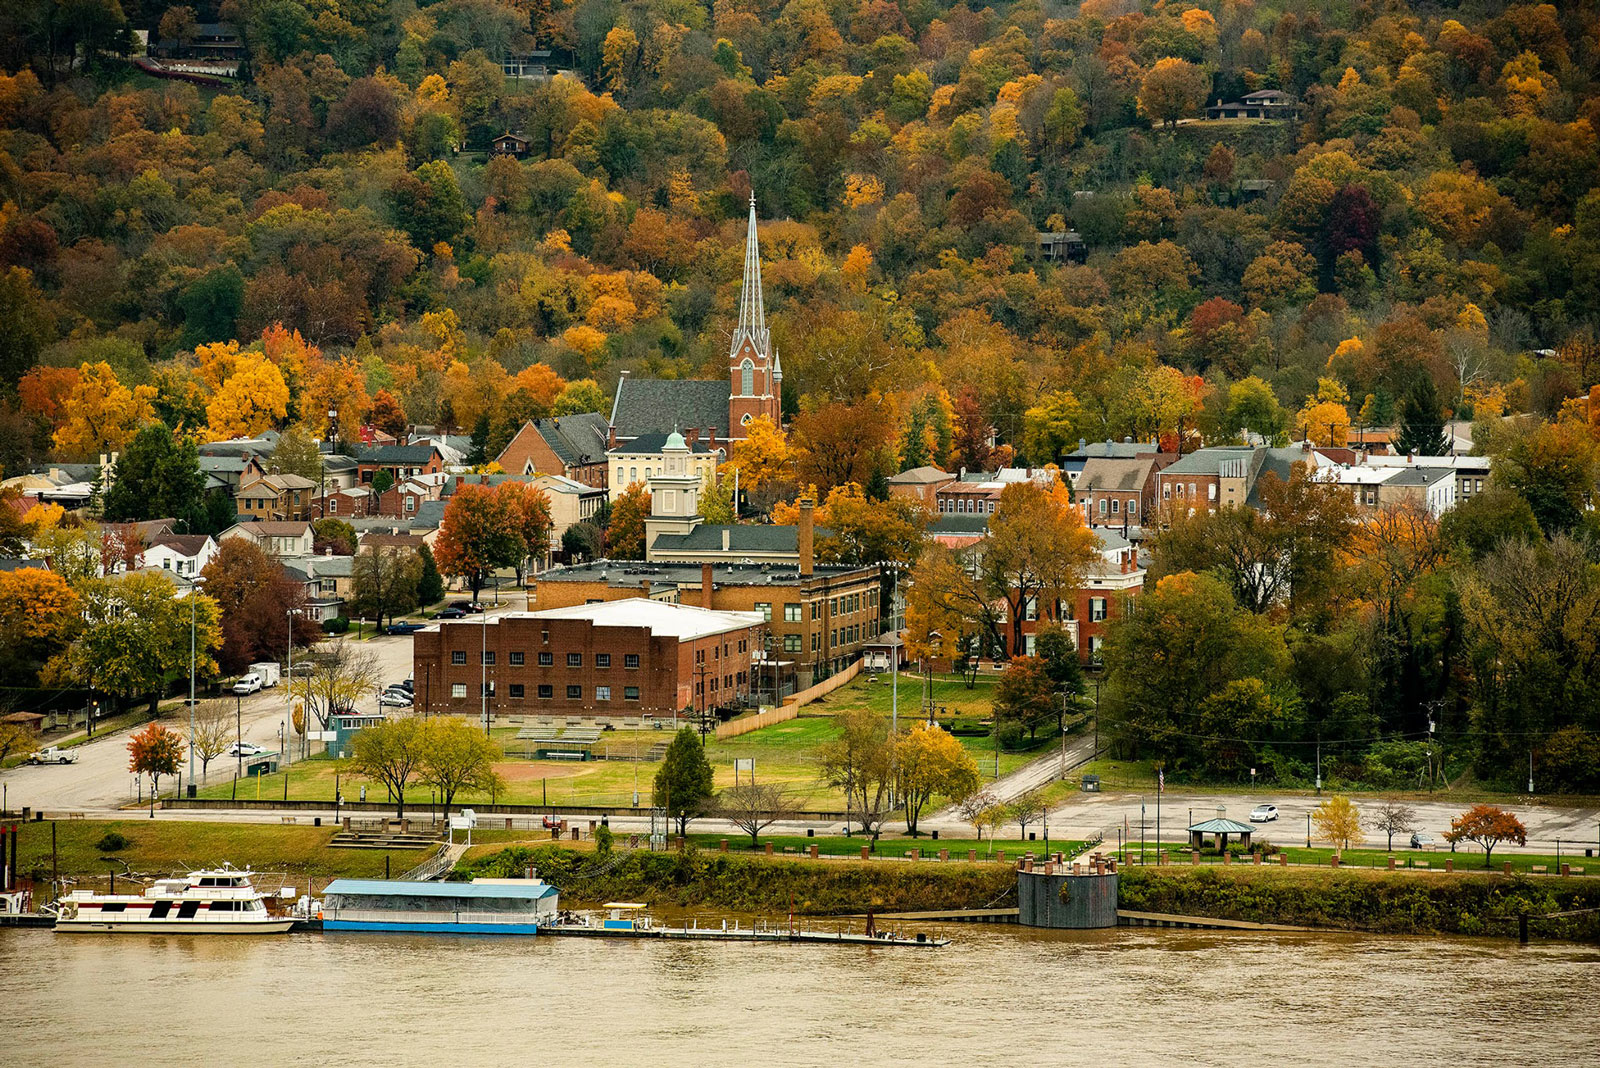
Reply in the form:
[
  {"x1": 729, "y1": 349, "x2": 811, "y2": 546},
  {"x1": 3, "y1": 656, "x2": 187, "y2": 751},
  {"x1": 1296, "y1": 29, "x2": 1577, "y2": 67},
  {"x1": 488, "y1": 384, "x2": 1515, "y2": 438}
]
[{"x1": 324, "y1": 908, "x2": 541, "y2": 926}]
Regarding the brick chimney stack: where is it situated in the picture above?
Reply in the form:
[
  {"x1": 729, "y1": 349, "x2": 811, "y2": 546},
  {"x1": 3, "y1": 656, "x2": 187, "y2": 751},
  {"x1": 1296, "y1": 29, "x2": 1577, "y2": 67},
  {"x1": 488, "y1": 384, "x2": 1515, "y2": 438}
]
[
  {"x1": 798, "y1": 497, "x2": 815, "y2": 577},
  {"x1": 701, "y1": 563, "x2": 714, "y2": 608}
]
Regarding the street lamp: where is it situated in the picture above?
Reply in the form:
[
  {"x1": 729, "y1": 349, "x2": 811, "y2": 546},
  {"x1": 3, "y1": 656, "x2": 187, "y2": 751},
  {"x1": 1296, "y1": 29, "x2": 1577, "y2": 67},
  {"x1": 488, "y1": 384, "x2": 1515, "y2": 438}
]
[
  {"x1": 187, "y1": 574, "x2": 207, "y2": 790},
  {"x1": 328, "y1": 407, "x2": 339, "y2": 457}
]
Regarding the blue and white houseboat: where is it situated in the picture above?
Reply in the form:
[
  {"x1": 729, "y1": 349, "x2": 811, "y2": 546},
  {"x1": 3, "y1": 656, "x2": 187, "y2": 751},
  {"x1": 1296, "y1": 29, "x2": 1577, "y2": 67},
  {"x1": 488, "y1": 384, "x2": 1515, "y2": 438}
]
[{"x1": 319, "y1": 878, "x2": 557, "y2": 934}]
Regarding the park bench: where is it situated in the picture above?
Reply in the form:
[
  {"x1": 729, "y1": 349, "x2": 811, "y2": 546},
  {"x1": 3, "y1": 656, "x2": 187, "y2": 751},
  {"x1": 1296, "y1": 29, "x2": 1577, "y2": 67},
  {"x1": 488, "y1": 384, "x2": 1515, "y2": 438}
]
[
  {"x1": 1413, "y1": 860, "x2": 1428, "y2": 869},
  {"x1": 280, "y1": 816, "x2": 297, "y2": 824},
  {"x1": 1570, "y1": 867, "x2": 1585, "y2": 875},
  {"x1": 66, "y1": 812, "x2": 85, "y2": 820},
  {"x1": 544, "y1": 751, "x2": 585, "y2": 761},
  {"x1": 1532, "y1": 865, "x2": 1548, "y2": 874}
]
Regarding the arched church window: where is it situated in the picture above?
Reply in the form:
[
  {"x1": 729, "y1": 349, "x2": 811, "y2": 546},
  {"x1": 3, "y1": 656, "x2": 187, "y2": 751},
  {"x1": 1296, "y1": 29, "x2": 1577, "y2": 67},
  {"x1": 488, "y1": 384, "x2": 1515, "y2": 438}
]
[{"x1": 740, "y1": 358, "x2": 754, "y2": 395}]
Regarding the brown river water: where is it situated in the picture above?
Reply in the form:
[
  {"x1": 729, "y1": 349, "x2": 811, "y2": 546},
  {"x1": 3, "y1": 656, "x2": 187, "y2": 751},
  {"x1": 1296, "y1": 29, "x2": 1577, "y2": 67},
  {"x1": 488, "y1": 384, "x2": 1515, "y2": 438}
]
[{"x1": 3, "y1": 923, "x2": 1596, "y2": 1066}]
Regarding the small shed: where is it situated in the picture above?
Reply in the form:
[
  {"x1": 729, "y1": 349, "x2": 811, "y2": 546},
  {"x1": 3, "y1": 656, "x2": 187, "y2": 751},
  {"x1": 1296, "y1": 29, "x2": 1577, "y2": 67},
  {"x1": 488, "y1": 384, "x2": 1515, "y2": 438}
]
[
  {"x1": 1187, "y1": 816, "x2": 1255, "y2": 851},
  {"x1": 491, "y1": 131, "x2": 531, "y2": 158}
]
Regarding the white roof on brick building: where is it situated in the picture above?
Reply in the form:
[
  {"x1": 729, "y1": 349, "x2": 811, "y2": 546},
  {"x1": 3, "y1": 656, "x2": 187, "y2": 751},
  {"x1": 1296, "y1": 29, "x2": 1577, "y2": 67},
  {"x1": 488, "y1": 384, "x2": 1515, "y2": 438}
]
[{"x1": 517, "y1": 597, "x2": 763, "y2": 641}]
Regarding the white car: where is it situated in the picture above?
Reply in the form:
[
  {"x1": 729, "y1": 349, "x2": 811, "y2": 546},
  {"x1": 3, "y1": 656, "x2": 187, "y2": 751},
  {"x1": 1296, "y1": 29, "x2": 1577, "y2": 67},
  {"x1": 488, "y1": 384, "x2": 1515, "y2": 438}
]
[
  {"x1": 226, "y1": 741, "x2": 265, "y2": 757},
  {"x1": 378, "y1": 690, "x2": 413, "y2": 707},
  {"x1": 232, "y1": 673, "x2": 263, "y2": 696},
  {"x1": 1249, "y1": 804, "x2": 1279, "y2": 823}
]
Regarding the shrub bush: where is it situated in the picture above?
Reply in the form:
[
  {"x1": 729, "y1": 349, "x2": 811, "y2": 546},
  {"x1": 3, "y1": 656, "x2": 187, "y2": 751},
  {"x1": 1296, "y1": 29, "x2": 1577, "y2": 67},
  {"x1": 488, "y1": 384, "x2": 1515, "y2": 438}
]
[
  {"x1": 95, "y1": 831, "x2": 130, "y2": 852},
  {"x1": 323, "y1": 616, "x2": 350, "y2": 634}
]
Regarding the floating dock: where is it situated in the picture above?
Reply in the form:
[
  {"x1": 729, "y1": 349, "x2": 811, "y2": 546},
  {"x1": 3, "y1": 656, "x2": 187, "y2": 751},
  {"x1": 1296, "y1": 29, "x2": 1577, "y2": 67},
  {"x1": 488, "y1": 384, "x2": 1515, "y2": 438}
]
[{"x1": 542, "y1": 920, "x2": 949, "y2": 947}]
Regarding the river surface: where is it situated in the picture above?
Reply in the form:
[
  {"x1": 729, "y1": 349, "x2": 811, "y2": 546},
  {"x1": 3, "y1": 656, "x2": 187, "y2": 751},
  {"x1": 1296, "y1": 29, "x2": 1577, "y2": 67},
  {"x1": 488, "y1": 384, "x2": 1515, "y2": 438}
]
[{"x1": 4, "y1": 922, "x2": 1597, "y2": 1066}]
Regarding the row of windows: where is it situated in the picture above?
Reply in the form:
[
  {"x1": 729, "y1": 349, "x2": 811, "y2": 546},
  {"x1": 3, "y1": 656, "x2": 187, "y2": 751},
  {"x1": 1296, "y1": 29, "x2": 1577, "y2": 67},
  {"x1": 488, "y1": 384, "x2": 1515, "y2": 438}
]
[
  {"x1": 450, "y1": 683, "x2": 642, "y2": 701},
  {"x1": 1161, "y1": 481, "x2": 1218, "y2": 501},
  {"x1": 1086, "y1": 496, "x2": 1138, "y2": 517},
  {"x1": 937, "y1": 497, "x2": 996, "y2": 514},
  {"x1": 449, "y1": 650, "x2": 641, "y2": 669}
]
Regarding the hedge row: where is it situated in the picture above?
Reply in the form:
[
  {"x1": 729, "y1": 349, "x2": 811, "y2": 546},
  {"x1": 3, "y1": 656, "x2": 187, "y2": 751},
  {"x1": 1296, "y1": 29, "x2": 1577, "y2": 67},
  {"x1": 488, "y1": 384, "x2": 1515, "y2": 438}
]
[{"x1": 1119, "y1": 866, "x2": 1600, "y2": 940}]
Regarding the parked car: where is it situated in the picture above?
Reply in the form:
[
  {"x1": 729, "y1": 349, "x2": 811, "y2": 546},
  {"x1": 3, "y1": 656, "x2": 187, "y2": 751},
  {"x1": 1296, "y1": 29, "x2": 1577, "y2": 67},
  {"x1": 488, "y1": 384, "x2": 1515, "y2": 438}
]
[
  {"x1": 28, "y1": 746, "x2": 77, "y2": 765},
  {"x1": 386, "y1": 621, "x2": 424, "y2": 636},
  {"x1": 398, "y1": 678, "x2": 414, "y2": 693},
  {"x1": 1249, "y1": 804, "x2": 1279, "y2": 823},
  {"x1": 226, "y1": 741, "x2": 265, "y2": 757},
  {"x1": 461, "y1": 602, "x2": 485, "y2": 614},
  {"x1": 232, "y1": 673, "x2": 264, "y2": 696},
  {"x1": 436, "y1": 607, "x2": 467, "y2": 620},
  {"x1": 1410, "y1": 832, "x2": 1436, "y2": 849},
  {"x1": 379, "y1": 690, "x2": 413, "y2": 707}
]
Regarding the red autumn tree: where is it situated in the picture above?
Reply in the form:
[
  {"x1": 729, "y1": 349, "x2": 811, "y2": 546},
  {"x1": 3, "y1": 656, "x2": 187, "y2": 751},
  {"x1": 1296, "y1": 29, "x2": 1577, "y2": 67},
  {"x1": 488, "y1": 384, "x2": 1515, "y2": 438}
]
[
  {"x1": 1444, "y1": 804, "x2": 1528, "y2": 868},
  {"x1": 434, "y1": 481, "x2": 523, "y2": 600},
  {"x1": 368, "y1": 389, "x2": 408, "y2": 438},
  {"x1": 499, "y1": 479, "x2": 554, "y2": 577},
  {"x1": 127, "y1": 722, "x2": 184, "y2": 802},
  {"x1": 201, "y1": 537, "x2": 319, "y2": 673}
]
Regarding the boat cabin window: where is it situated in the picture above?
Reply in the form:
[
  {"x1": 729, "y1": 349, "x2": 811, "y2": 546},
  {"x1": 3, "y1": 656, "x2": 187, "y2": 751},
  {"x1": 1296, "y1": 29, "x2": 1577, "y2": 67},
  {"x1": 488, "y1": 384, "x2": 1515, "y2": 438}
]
[
  {"x1": 177, "y1": 901, "x2": 200, "y2": 919},
  {"x1": 100, "y1": 902, "x2": 126, "y2": 912},
  {"x1": 149, "y1": 901, "x2": 172, "y2": 919}
]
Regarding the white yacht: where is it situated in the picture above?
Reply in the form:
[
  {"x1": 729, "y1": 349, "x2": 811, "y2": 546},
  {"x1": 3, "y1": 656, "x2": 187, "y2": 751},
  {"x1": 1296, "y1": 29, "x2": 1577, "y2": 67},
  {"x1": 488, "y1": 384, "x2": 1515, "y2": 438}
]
[{"x1": 55, "y1": 865, "x2": 296, "y2": 934}]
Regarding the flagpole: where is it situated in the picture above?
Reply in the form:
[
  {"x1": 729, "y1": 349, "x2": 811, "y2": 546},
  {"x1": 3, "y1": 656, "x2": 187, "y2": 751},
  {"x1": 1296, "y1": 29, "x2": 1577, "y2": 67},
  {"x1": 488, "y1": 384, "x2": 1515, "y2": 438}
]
[{"x1": 1156, "y1": 764, "x2": 1162, "y2": 863}]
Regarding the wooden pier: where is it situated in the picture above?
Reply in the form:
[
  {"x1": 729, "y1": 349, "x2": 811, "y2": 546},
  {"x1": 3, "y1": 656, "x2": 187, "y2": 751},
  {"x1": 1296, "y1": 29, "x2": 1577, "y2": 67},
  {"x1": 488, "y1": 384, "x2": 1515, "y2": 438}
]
[{"x1": 542, "y1": 921, "x2": 949, "y2": 947}]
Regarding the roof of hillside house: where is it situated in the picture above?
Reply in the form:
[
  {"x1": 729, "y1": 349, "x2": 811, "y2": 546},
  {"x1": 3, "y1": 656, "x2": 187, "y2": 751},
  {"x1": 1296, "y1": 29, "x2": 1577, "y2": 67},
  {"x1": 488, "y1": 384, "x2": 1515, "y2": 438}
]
[
  {"x1": 360, "y1": 444, "x2": 439, "y2": 465},
  {"x1": 930, "y1": 515, "x2": 990, "y2": 535},
  {"x1": 285, "y1": 554, "x2": 354, "y2": 578},
  {"x1": 360, "y1": 532, "x2": 426, "y2": 551},
  {"x1": 890, "y1": 466, "x2": 955, "y2": 485},
  {"x1": 199, "y1": 455, "x2": 255, "y2": 474},
  {"x1": 411, "y1": 500, "x2": 447, "y2": 530},
  {"x1": 1066, "y1": 440, "x2": 1160, "y2": 460},
  {"x1": 1077, "y1": 456, "x2": 1158, "y2": 492},
  {"x1": 534, "y1": 413, "x2": 611, "y2": 467},
  {"x1": 649, "y1": 524, "x2": 833, "y2": 556},
  {"x1": 1093, "y1": 528, "x2": 1133, "y2": 553},
  {"x1": 610, "y1": 377, "x2": 731, "y2": 439},
  {"x1": 1382, "y1": 466, "x2": 1456, "y2": 488},
  {"x1": 321, "y1": 453, "x2": 359, "y2": 472},
  {"x1": 532, "y1": 473, "x2": 603, "y2": 496},
  {"x1": 609, "y1": 431, "x2": 717, "y2": 455},
  {"x1": 1160, "y1": 446, "x2": 1260, "y2": 476},
  {"x1": 147, "y1": 534, "x2": 212, "y2": 557},
  {"x1": 225, "y1": 521, "x2": 311, "y2": 538},
  {"x1": 0, "y1": 557, "x2": 46, "y2": 572},
  {"x1": 198, "y1": 433, "x2": 278, "y2": 458},
  {"x1": 513, "y1": 597, "x2": 764, "y2": 640}
]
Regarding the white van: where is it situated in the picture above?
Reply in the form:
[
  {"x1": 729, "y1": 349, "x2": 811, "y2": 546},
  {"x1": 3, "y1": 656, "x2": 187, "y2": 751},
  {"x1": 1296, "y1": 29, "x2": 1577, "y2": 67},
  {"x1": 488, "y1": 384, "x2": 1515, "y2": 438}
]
[{"x1": 232, "y1": 673, "x2": 264, "y2": 695}]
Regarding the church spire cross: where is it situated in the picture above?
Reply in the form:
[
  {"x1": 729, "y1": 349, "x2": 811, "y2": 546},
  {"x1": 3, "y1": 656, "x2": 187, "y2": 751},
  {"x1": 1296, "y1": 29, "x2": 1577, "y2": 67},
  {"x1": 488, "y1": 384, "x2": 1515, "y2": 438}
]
[{"x1": 732, "y1": 194, "x2": 769, "y2": 360}]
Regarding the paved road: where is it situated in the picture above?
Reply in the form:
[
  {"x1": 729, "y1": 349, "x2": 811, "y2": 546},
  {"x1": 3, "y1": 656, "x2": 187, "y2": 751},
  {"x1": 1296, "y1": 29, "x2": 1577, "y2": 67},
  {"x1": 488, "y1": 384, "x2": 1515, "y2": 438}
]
[
  {"x1": 1, "y1": 598, "x2": 548, "y2": 813},
  {"x1": 1037, "y1": 790, "x2": 1600, "y2": 857}
]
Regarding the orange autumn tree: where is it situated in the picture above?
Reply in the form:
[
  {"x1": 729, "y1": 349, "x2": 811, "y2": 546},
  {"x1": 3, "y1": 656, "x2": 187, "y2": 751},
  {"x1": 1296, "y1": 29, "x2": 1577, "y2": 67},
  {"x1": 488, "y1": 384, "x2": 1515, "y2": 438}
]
[
  {"x1": 982, "y1": 479, "x2": 1099, "y2": 657},
  {"x1": 127, "y1": 722, "x2": 184, "y2": 803},
  {"x1": 606, "y1": 482, "x2": 650, "y2": 559},
  {"x1": 433, "y1": 481, "x2": 523, "y2": 602},
  {"x1": 1444, "y1": 804, "x2": 1527, "y2": 868}
]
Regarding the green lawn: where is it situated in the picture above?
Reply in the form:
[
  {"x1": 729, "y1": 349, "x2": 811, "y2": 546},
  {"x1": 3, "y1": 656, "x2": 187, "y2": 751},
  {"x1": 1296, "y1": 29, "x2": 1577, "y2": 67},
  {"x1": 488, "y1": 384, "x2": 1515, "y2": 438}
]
[
  {"x1": 685, "y1": 831, "x2": 1084, "y2": 861},
  {"x1": 1107, "y1": 840, "x2": 1594, "y2": 876}
]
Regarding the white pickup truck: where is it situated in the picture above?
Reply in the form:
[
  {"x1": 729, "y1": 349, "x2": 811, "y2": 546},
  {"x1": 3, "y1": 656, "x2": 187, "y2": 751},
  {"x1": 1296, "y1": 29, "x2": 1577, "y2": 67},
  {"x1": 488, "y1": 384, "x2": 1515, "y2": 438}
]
[{"x1": 29, "y1": 746, "x2": 77, "y2": 765}]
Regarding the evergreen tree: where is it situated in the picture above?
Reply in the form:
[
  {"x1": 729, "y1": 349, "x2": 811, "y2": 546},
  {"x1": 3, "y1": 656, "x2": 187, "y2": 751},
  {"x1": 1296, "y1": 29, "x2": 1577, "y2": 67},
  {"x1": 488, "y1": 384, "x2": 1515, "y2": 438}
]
[
  {"x1": 1396, "y1": 379, "x2": 1448, "y2": 455},
  {"x1": 416, "y1": 543, "x2": 445, "y2": 606},
  {"x1": 468, "y1": 413, "x2": 491, "y2": 466},
  {"x1": 102, "y1": 422, "x2": 209, "y2": 531},
  {"x1": 652, "y1": 727, "x2": 714, "y2": 835}
]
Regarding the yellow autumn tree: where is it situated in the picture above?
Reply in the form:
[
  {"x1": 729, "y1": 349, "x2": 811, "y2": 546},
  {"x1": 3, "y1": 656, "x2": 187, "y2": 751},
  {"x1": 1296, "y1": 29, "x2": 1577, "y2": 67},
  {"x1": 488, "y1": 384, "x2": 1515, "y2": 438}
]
[
  {"x1": 301, "y1": 356, "x2": 371, "y2": 439},
  {"x1": 1297, "y1": 377, "x2": 1352, "y2": 447},
  {"x1": 205, "y1": 356, "x2": 290, "y2": 440},
  {"x1": 723, "y1": 414, "x2": 793, "y2": 497},
  {"x1": 841, "y1": 244, "x2": 873, "y2": 289},
  {"x1": 53, "y1": 362, "x2": 158, "y2": 457},
  {"x1": 601, "y1": 25, "x2": 639, "y2": 92}
]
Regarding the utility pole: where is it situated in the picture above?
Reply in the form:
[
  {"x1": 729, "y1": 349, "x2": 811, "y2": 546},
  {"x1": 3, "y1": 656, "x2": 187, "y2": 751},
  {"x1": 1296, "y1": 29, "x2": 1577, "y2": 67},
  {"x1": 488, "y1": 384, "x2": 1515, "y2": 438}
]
[
  {"x1": 188, "y1": 574, "x2": 204, "y2": 789},
  {"x1": 482, "y1": 599, "x2": 490, "y2": 738}
]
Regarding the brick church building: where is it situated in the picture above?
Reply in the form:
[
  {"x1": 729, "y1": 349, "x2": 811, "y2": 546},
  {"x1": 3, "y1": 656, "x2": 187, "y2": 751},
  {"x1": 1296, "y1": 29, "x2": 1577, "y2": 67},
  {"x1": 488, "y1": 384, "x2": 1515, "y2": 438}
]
[{"x1": 608, "y1": 195, "x2": 782, "y2": 450}]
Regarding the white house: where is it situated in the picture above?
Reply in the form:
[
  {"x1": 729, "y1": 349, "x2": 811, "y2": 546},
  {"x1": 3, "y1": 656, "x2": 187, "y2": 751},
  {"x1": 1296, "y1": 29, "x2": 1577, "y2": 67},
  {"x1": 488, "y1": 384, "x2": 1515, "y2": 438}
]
[{"x1": 138, "y1": 534, "x2": 217, "y2": 578}]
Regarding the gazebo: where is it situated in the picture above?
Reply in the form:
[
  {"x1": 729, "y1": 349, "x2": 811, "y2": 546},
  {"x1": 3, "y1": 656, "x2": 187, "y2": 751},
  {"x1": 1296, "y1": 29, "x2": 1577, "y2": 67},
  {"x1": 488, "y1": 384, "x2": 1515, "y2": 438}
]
[{"x1": 1187, "y1": 816, "x2": 1256, "y2": 852}]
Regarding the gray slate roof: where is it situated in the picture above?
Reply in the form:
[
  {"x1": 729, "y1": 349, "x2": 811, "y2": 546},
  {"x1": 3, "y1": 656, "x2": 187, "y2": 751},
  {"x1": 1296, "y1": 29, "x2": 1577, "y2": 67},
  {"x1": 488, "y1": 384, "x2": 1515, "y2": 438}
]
[
  {"x1": 411, "y1": 500, "x2": 447, "y2": 530},
  {"x1": 611, "y1": 431, "x2": 716, "y2": 455},
  {"x1": 539, "y1": 559, "x2": 868, "y2": 587},
  {"x1": 611, "y1": 378, "x2": 730, "y2": 439},
  {"x1": 360, "y1": 445, "x2": 438, "y2": 464},
  {"x1": 531, "y1": 413, "x2": 609, "y2": 467},
  {"x1": 651, "y1": 524, "x2": 832, "y2": 555},
  {"x1": 1188, "y1": 817, "x2": 1256, "y2": 834},
  {"x1": 930, "y1": 515, "x2": 990, "y2": 535}
]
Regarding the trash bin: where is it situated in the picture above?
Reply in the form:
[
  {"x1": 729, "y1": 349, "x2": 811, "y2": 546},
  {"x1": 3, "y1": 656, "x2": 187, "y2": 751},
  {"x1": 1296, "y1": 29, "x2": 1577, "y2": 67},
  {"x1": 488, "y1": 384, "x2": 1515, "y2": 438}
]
[
  {"x1": 314, "y1": 817, "x2": 321, "y2": 827},
  {"x1": 1029, "y1": 832, "x2": 1036, "y2": 841},
  {"x1": 187, "y1": 784, "x2": 196, "y2": 798},
  {"x1": 806, "y1": 828, "x2": 814, "y2": 837},
  {"x1": 931, "y1": 829, "x2": 939, "y2": 841}
]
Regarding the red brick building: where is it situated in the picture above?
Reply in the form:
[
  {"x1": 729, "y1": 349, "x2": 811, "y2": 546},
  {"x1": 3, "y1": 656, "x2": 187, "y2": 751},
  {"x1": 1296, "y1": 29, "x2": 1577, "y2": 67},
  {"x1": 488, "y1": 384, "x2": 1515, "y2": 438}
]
[{"x1": 412, "y1": 599, "x2": 764, "y2": 720}]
